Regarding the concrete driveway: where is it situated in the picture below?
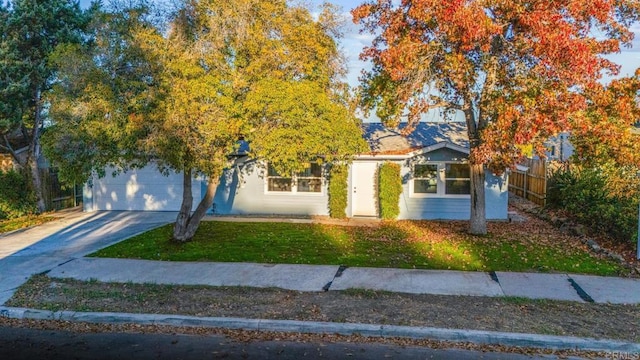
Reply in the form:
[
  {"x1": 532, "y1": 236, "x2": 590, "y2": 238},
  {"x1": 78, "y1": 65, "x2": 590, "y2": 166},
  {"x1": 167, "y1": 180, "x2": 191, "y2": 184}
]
[{"x1": 0, "y1": 211, "x2": 176, "y2": 304}]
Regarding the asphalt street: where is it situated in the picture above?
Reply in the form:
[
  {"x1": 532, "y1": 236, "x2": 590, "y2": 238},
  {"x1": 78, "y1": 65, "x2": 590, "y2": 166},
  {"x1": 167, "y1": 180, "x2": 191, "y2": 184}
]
[{"x1": 0, "y1": 326, "x2": 578, "y2": 360}]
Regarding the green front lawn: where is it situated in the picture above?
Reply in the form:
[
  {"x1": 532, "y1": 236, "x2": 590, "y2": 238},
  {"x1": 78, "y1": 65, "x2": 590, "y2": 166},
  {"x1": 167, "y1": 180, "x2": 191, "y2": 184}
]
[
  {"x1": 0, "y1": 215, "x2": 55, "y2": 234},
  {"x1": 90, "y1": 219, "x2": 624, "y2": 276}
]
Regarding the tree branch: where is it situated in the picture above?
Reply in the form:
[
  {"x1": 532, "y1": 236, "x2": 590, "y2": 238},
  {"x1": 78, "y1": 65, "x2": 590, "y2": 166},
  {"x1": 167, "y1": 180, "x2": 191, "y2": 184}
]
[{"x1": 1, "y1": 134, "x2": 20, "y2": 164}]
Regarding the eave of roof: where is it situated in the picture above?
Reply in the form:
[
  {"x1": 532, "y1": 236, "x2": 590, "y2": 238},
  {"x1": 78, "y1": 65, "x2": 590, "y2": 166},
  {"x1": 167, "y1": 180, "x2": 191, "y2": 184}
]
[
  {"x1": 356, "y1": 142, "x2": 470, "y2": 160},
  {"x1": 361, "y1": 122, "x2": 469, "y2": 157}
]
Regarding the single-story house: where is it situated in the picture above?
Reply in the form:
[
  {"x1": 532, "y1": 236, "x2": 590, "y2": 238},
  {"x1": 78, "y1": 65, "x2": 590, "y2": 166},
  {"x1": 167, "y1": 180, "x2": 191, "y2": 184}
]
[{"x1": 83, "y1": 122, "x2": 508, "y2": 220}]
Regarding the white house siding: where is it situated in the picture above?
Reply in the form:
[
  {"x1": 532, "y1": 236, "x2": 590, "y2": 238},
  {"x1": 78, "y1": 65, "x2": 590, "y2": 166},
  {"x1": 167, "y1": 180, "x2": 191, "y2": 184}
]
[
  {"x1": 83, "y1": 164, "x2": 202, "y2": 212},
  {"x1": 212, "y1": 164, "x2": 330, "y2": 216}
]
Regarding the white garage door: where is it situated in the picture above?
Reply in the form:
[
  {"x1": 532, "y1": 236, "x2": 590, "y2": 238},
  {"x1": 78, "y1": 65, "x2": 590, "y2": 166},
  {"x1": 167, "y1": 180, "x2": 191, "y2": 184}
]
[{"x1": 86, "y1": 165, "x2": 200, "y2": 211}]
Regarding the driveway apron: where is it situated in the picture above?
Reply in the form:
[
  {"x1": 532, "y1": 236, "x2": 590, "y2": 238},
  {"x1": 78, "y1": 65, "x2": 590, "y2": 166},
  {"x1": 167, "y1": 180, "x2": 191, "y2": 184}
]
[{"x1": 0, "y1": 211, "x2": 176, "y2": 304}]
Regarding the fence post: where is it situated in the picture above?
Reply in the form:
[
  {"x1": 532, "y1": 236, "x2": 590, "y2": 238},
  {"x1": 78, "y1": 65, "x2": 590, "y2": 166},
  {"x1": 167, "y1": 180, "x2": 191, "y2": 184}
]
[
  {"x1": 543, "y1": 160, "x2": 547, "y2": 206},
  {"x1": 523, "y1": 167, "x2": 528, "y2": 201}
]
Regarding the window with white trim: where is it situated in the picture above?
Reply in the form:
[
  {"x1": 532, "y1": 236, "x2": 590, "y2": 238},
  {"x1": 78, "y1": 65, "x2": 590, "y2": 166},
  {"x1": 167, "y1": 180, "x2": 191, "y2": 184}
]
[
  {"x1": 266, "y1": 163, "x2": 323, "y2": 194},
  {"x1": 267, "y1": 165, "x2": 292, "y2": 192},
  {"x1": 444, "y1": 163, "x2": 471, "y2": 195},
  {"x1": 411, "y1": 163, "x2": 470, "y2": 197},
  {"x1": 413, "y1": 164, "x2": 438, "y2": 194}
]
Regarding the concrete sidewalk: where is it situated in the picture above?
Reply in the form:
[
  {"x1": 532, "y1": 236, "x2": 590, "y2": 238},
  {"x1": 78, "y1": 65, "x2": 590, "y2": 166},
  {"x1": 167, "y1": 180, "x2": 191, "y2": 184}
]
[{"x1": 46, "y1": 257, "x2": 640, "y2": 304}]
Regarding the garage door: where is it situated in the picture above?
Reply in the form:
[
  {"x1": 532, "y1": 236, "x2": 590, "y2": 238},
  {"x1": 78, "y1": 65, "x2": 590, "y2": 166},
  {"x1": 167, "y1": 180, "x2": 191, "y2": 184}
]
[{"x1": 87, "y1": 165, "x2": 199, "y2": 211}]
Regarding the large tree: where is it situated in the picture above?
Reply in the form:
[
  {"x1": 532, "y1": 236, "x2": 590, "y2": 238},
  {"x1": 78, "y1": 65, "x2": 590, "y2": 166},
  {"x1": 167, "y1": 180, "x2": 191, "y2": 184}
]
[
  {"x1": 0, "y1": 0, "x2": 87, "y2": 212},
  {"x1": 44, "y1": 0, "x2": 366, "y2": 241},
  {"x1": 352, "y1": 0, "x2": 640, "y2": 234}
]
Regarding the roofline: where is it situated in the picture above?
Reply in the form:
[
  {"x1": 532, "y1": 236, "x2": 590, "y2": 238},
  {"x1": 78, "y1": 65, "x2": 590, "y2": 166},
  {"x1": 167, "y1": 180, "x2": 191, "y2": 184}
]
[
  {"x1": 356, "y1": 142, "x2": 469, "y2": 161},
  {"x1": 408, "y1": 142, "x2": 469, "y2": 157},
  {"x1": 355, "y1": 153, "x2": 409, "y2": 160}
]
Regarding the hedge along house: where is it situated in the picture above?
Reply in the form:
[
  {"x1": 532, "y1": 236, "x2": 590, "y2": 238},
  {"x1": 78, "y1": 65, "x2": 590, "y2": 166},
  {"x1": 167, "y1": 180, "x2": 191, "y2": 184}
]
[{"x1": 83, "y1": 122, "x2": 508, "y2": 220}]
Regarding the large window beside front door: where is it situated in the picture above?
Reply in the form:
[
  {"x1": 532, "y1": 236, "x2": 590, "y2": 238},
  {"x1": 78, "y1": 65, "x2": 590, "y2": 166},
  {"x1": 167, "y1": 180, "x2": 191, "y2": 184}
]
[
  {"x1": 444, "y1": 163, "x2": 471, "y2": 195},
  {"x1": 266, "y1": 163, "x2": 323, "y2": 194},
  {"x1": 411, "y1": 163, "x2": 470, "y2": 197}
]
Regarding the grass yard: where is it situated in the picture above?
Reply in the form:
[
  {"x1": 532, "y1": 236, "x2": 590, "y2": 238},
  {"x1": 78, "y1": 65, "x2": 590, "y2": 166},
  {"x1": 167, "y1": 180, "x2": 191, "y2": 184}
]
[
  {"x1": 0, "y1": 214, "x2": 55, "y2": 234},
  {"x1": 90, "y1": 216, "x2": 624, "y2": 276}
]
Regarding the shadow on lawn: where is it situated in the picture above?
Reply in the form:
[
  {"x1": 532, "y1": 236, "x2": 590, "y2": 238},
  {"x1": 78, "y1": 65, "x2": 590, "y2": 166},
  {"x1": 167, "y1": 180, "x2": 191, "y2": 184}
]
[{"x1": 90, "y1": 219, "x2": 623, "y2": 275}]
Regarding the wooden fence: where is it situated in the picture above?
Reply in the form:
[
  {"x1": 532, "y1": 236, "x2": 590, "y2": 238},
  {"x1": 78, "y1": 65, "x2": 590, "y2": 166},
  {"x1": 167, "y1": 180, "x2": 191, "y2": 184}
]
[
  {"x1": 508, "y1": 158, "x2": 548, "y2": 206},
  {"x1": 40, "y1": 169, "x2": 82, "y2": 211}
]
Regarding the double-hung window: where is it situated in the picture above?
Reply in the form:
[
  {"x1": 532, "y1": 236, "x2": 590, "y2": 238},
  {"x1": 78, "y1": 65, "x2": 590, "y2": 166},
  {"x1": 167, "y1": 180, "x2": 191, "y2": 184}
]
[
  {"x1": 413, "y1": 164, "x2": 438, "y2": 194},
  {"x1": 411, "y1": 163, "x2": 470, "y2": 197},
  {"x1": 296, "y1": 164, "x2": 323, "y2": 193},
  {"x1": 266, "y1": 163, "x2": 323, "y2": 194},
  {"x1": 267, "y1": 165, "x2": 293, "y2": 192},
  {"x1": 444, "y1": 163, "x2": 471, "y2": 195}
]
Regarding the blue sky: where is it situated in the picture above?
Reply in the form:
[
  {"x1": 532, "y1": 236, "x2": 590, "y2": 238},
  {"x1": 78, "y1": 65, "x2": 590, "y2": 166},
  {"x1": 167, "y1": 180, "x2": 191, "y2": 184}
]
[{"x1": 77, "y1": 0, "x2": 639, "y2": 86}]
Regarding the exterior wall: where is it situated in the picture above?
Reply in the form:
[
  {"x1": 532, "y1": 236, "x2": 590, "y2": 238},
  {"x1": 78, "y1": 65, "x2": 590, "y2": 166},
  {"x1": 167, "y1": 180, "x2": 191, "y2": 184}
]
[
  {"x1": 345, "y1": 163, "x2": 354, "y2": 218},
  {"x1": 396, "y1": 149, "x2": 508, "y2": 220},
  {"x1": 83, "y1": 164, "x2": 202, "y2": 211},
  {"x1": 83, "y1": 183, "x2": 93, "y2": 212},
  {"x1": 485, "y1": 171, "x2": 509, "y2": 220},
  {"x1": 211, "y1": 162, "x2": 330, "y2": 216},
  {"x1": 398, "y1": 168, "x2": 508, "y2": 220},
  {"x1": 83, "y1": 149, "x2": 508, "y2": 220}
]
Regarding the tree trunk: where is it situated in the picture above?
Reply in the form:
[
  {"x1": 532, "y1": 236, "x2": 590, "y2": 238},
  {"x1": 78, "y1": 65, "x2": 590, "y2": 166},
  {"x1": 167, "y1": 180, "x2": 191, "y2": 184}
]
[
  {"x1": 172, "y1": 168, "x2": 219, "y2": 242},
  {"x1": 28, "y1": 89, "x2": 46, "y2": 213},
  {"x1": 172, "y1": 168, "x2": 194, "y2": 241},
  {"x1": 28, "y1": 156, "x2": 45, "y2": 212},
  {"x1": 469, "y1": 162, "x2": 487, "y2": 235}
]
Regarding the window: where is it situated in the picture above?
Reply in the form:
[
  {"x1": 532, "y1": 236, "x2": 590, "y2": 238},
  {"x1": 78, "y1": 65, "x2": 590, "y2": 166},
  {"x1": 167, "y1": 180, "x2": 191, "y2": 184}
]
[
  {"x1": 414, "y1": 164, "x2": 438, "y2": 194},
  {"x1": 444, "y1": 163, "x2": 471, "y2": 195},
  {"x1": 412, "y1": 163, "x2": 470, "y2": 197},
  {"x1": 296, "y1": 163, "x2": 322, "y2": 193},
  {"x1": 266, "y1": 163, "x2": 323, "y2": 194},
  {"x1": 267, "y1": 166, "x2": 292, "y2": 192}
]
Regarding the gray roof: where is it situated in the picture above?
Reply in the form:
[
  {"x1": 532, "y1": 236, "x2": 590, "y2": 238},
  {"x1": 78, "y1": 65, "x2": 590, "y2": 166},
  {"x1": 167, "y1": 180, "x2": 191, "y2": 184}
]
[{"x1": 362, "y1": 122, "x2": 469, "y2": 154}]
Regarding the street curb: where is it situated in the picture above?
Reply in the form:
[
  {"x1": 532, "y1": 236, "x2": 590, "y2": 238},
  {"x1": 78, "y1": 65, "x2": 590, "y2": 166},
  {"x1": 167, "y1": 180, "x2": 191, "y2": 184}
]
[{"x1": 2, "y1": 306, "x2": 638, "y2": 353}]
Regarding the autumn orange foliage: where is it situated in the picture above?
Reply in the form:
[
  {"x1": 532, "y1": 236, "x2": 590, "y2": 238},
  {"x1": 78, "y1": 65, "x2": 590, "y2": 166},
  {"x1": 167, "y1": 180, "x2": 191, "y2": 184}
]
[
  {"x1": 352, "y1": 0, "x2": 640, "y2": 234},
  {"x1": 571, "y1": 71, "x2": 640, "y2": 168}
]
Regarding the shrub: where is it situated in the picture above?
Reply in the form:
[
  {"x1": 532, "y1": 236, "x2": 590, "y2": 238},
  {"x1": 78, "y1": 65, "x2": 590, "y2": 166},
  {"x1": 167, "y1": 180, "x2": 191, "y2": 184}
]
[
  {"x1": 546, "y1": 165, "x2": 576, "y2": 208},
  {"x1": 547, "y1": 165, "x2": 639, "y2": 244},
  {"x1": 0, "y1": 169, "x2": 36, "y2": 220},
  {"x1": 328, "y1": 164, "x2": 348, "y2": 219},
  {"x1": 378, "y1": 162, "x2": 402, "y2": 220}
]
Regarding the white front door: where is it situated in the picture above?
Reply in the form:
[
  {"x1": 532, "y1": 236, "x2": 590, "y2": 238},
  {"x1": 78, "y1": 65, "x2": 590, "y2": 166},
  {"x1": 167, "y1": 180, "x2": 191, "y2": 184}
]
[{"x1": 351, "y1": 161, "x2": 378, "y2": 217}]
